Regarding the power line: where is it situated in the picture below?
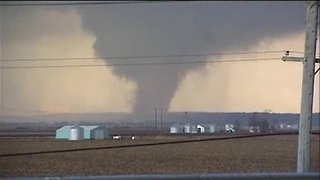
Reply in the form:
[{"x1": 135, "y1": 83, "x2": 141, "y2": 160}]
[
  {"x1": 0, "y1": 107, "x2": 53, "y2": 115},
  {"x1": 0, "y1": 58, "x2": 281, "y2": 69},
  {"x1": 0, "y1": 1, "x2": 191, "y2": 7},
  {"x1": 0, "y1": 50, "x2": 303, "y2": 62}
]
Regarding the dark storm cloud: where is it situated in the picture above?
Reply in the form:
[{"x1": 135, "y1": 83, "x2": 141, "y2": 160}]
[{"x1": 77, "y1": 1, "x2": 305, "y2": 113}]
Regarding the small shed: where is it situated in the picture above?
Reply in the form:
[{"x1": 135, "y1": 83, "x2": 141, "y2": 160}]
[
  {"x1": 183, "y1": 123, "x2": 197, "y2": 133},
  {"x1": 196, "y1": 125, "x2": 205, "y2": 133},
  {"x1": 183, "y1": 123, "x2": 192, "y2": 133},
  {"x1": 81, "y1": 126, "x2": 109, "y2": 139},
  {"x1": 56, "y1": 126, "x2": 74, "y2": 139}
]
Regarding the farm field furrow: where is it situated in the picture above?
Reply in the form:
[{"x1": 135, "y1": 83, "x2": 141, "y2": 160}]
[{"x1": 0, "y1": 135, "x2": 319, "y2": 177}]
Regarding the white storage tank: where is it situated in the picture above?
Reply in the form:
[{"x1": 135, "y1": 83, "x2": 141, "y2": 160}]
[
  {"x1": 184, "y1": 123, "x2": 192, "y2": 133},
  {"x1": 208, "y1": 125, "x2": 216, "y2": 133},
  {"x1": 170, "y1": 124, "x2": 182, "y2": 133},
  {"x1": 69, "y1": 126, "x2": 84, "y2": 141}
]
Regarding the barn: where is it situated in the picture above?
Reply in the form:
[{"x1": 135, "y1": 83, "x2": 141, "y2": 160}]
[
  {"x1": 55, "y1": 126, "x2": 73, "y2": 139},
  {"x1": 81, "y1": 126, "x2": 109, "y2": 139}
]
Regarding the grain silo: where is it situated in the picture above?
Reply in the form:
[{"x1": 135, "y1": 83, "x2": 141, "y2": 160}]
[
  {"x1": 69, "y1": 126, "x2": 84, "y2": 140},
  {"x1": 184, "y1": 123, "x2": 192, "y2": 133},
  {"x1": 170, "y1": 124, "x2": 183, "y2": 133}
]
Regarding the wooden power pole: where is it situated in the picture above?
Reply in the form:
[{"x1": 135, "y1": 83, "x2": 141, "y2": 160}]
[
  {"x1": 282, "y1": 1, "x2": 318, "y2": 172},
  {"x1": 297, "y1": 1, "x2": 318, "y2": 173},
  {"x1": 283, "y1": 1, "x2": 318, "y2": 173}
]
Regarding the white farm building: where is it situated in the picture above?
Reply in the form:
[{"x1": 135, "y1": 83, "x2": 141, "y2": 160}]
[
  {"x1": 56, "y1": 125, "x2": 109, "y2": 140},
  {"x1": 82, "y1": 126, "x2": 109, "y2": 139},
  {"x1": 196, "y1": 125, "x2": 205, "y2": 133}
]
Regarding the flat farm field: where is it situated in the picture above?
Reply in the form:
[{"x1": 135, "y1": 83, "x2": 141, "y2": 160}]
[{"x1": 0, "y1": 134, "x2": 319, "y2": 177}]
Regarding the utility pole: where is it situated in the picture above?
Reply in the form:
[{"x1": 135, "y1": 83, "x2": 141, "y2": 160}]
[
  {"x1": 154, "y1": 108, "x2": 157, "y2": 130},
  {"x1": 297, "y1": 1, "x2": 318, "y2": 173},
  {"x1": 160, "y1": 108, "x2": 163, "y2": 131},
  {"x1": 283, "y1": 1, "x2": 319, "y2": 172}
]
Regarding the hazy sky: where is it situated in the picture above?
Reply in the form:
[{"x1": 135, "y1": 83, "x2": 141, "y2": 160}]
[{"x1": 0, "y1": 1, "x2": 319, "y2": 116}]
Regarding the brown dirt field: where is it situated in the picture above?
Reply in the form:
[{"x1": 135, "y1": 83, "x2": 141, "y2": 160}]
[{"x1": 0, "y1": 135, "x2": 319, "y2": 177}]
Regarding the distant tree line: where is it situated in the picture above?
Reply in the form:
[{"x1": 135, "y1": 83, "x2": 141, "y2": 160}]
[{"x1": 248, "y1": 112, "x2": 274, "y2": 133}]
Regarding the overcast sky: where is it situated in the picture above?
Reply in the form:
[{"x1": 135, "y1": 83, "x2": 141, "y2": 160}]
[{"x1": 0, "y1": 1, "x2": 319, "y2": 117}]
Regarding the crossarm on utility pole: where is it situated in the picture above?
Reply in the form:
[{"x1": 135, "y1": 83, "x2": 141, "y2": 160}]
[
  {"x1": 282, "y1": 57, "x2": 303, "y2": 62},
  {"x1": 282, "y1": 56, "x2": 320, "y2": 63}
]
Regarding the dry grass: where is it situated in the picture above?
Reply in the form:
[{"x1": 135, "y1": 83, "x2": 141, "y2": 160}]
[{"x1": 0, "y1": 135, "x2": 319, "y2": 177}]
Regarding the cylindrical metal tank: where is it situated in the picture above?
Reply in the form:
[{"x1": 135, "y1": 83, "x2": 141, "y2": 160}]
[
  {"x1": 170, "y1": 125, "x2": 182, "y2": 133},
  {"x1": 69, "y1": 126, "x2": 84, "y2": 140},
  {"x1": 208, "y1": 125, "x2": 216, "y2": 133},
  {"x1": 184, "y1": 124, "x2": 192, "y2": 133}
]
